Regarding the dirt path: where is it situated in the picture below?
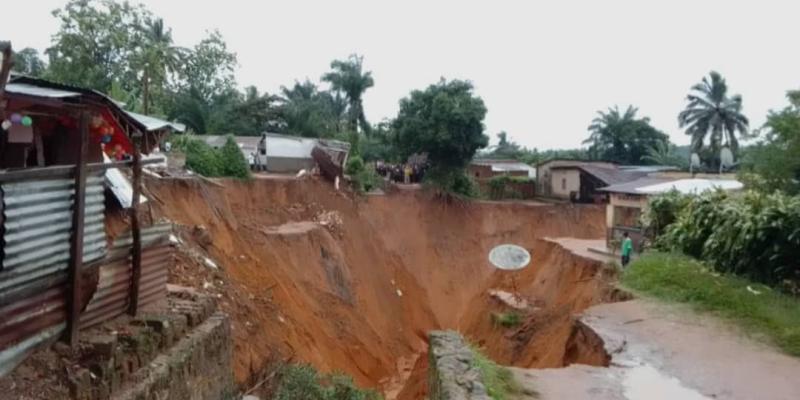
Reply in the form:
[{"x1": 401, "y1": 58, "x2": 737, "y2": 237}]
[{"x1": 510, "y1": 299, "x2": 800, "y2": 400}]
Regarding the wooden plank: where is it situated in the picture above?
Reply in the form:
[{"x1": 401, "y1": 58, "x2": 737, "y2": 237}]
[
  {"x1": 128, "y1": 139, "x2": 143, "y2": 316},
  {"x1": 65, "y1": 111, "x2": 89, "y2": 347}
]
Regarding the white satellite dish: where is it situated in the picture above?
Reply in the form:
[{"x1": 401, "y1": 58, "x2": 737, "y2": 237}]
[
  {"x1": 488, "y1": 244, "x2": 531, "y2": 271},
  {"x1": 720, "y1": 147, "x2": 734, "y2": 173},
  {"x1": 690, "y1": 153, "x2": 701, "y2": 174}
]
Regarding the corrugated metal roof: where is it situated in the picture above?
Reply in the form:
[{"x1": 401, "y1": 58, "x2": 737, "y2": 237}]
[
  {"x1": 4, "y1": 83, "x2": 81, "y2": 98},
  {"x1": 124, "y1": 111, "x2": 185, "y2": 133},
  {"x1": 552, "y1": 164, "x2": 648, "y2": 186},
  {"x1": 598, "y1": 177, "x2": 673, "y2": 195}
]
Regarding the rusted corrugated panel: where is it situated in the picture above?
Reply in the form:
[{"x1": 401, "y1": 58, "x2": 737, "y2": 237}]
[
  {"x1": 80, "y1": 224, "x2": 173, "y2": 329},
  {"x1": 0, "y1": 172, "x2": 107, "y2": 355}
]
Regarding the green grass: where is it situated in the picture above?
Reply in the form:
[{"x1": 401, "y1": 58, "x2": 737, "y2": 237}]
[
  {"x1": 622, "y1": 252, "x2": 800, "y2": 357},
  {"x1": 491, "y1": 311, "x2": 523, "y2": 328},
  {"x1": 470, "y1": 346, "x2": 532, "y2": 400}
]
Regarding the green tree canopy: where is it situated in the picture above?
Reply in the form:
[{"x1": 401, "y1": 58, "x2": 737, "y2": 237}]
[
  {"x1": 393, "y1": 79, "x2": 488, "y2": 170},
  {"x1": 11, "y1": 48, "x2": 47, "y2": 76},
  {"x1": 583, "y1": 105, "x2": 669, "y2": 164},
  {"x1": 678, "y1": 71, "x2": 749, "y2": 159},
  {"x1": 741, "y1": 89, "x2": 800, "y2": 194}
]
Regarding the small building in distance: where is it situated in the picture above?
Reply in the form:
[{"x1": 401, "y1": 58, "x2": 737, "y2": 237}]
[
  {"x1": 469, "y1": 159, "x2": 536, "y2": 180},
  {"x1": 535, "y1": 160, "x2": 616, "y2": 200},
  {"x1": 599, "y1": 177, "x2": 743, "y2": 253}
]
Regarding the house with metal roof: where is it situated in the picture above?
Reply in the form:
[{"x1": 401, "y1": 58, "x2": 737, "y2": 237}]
[{"x1": 597, "y1": 176, "x2": 743, "y2": 254}]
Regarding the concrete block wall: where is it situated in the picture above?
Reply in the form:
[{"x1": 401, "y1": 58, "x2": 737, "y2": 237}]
[
  {"x1": 428, "y1": 331, "x2": 491, "y2": 400},
  {"x1": 69, "y1": 293, "x2": 235, "y2": 400}
]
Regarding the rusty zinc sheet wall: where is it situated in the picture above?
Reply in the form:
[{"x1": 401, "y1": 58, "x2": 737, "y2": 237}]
[
  {"x1": 0, "y1": 172, "x2": 106, "y2": 375},
  {"x1": 80, "y1": 223, "x2": 173, "y2": 329}
]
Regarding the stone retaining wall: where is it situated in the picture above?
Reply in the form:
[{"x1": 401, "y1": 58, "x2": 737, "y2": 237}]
[{"x1": 428, "y1": 331, "x2": 491, "y2": 400}]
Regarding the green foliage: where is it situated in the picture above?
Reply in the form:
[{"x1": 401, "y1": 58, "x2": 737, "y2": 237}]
[
  {"x1": 491, "y1": 311, "x2": 522, "y2": 328},
  {"x1": 11, "y1": 47, "x2": 47, "y2": 76},
  {"x1": 470, "y1": 346, "x2": 526, "y2": 400},
  {"x1": 622, "y1": 252, "x2": 800, "y2": 356},
  {"x1": 424, "y1": 167, "x2": 478, "y2": 198},
  {"x1": 183, "y1": 139, "x2": 223, "y2": 177},
  {"x1": 274, "y1": 364, "x2": 382, "y2": 400},
  {"x1": 280, "y1": 80, "x2": 346, "y2": 138},
  {"x1": 393, "y1": 79, "x2": 489, "y2": 170},
  {"x1": 739, "y1": 90, "x2": 800, "y2": 194},
  {"x1": 678, "y1": 71, "x2": 749, "y2": 162},
  {"x1": 583, "y1": 105, "x2": 670, "y2": 164},
  {"x1": 219, "y1": 136, "x2": 251, "y2": 179},
  {"x1": 643, "y1": 141, "x2": 689, "y2": 169},
  {"x1": 658, "y1": 190, "x2": 800, "y2": 289},
  {"x1": 641, "y1": 190, "x2": 691, "y2": 238},
  {"x1": 345, "y1": 156, "x2": 381, "y2": 193}
]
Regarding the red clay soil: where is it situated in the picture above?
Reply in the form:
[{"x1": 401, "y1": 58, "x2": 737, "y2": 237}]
[{"x1": 144, "y1": 176, "x2": 614, "y2": 397}]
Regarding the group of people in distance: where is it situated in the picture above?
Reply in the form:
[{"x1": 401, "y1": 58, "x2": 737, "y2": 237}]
[{"x1": 375, "y1": 161, "x2": 428, "y2": 184}]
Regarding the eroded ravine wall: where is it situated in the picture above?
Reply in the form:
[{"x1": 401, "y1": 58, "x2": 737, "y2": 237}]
[{"x1": 145, "y1": 177, "x2": 607, "y2": 392}]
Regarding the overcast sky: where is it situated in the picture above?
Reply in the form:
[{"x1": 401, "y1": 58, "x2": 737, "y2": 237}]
[{"x1": 4, "y1": 0, "x2": 799, "y2": 149}]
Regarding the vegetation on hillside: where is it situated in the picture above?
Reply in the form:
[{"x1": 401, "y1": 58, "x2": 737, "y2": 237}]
[
  {"x1": 649, "y1": 190, "x2": 800, "y2": 292},
  {"x1": 470, "y1": 346, "x2": 527, "y2": 400},
  {"x1": 740, "y1": 90, "x2": 800, "y2": 194},
  {"x1": 274, "y1": 364, "x2": 382, "y2": 400},
  {"x1": 175, "y1": 135, "x2": 250, "y2": 179},
  {"x1": 623, "y1": 253, "x2": 800, "y2": 357}
]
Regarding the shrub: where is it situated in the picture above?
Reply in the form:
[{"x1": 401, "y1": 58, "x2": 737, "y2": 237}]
[
  {"x1": 184, "y1": 139, "x2": 223, "y2": 177},
  {"x1": 659, "y1": 190, "x2": 800, "y2": 289},
  {"x1": 274, "y1": 364, "x2": 382, "y2": 400},
  {"x1": 641, "y1": 190, "x2": 691, "y2": 239},
  {"x1": 219, "y1": 135, "x2": 251, "y2": 179},
  {"x1": 424, "y1": 167, "x2": 478, "y2": 198},
  {"x1": 345, "y1": 156, "x2": 365, "y2": 176}
]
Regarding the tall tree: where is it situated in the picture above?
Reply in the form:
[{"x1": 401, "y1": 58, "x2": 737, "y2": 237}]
[
  {"x1": 584, "y1": 105, "x2": 669, "y2": 164},
  {"x1": 46, "y1": 0, "x2": 148, "y2": 92},
  {"x1": 278, "y1": 80, "x2": 343, "y2": 137},
  {"x1": 11, "y1": 48, "x2": 46, "y2": 76},
  {"x1": 393, "y1": 79, "x2": 488, "y2": 169},
  {"x1": 137, "y1": 17, "x2": 185, "y2": 114},
  {"x1": 322, "y1": 54, "x2": 374, "y2": 135},
  {"x1": 678, "y1": 71, "x2": 749, "y2": 158}
]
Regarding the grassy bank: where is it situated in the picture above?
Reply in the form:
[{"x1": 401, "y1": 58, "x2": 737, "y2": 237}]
[
  {"x1": 622, "y1": 252, "x2": 800, "y2": 357},
  {"x1": 471, "y1": 346, "x2": 531, "y2": 400}
]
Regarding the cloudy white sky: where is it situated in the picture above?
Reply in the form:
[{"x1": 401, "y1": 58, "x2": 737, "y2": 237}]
[{"x1": 4, "y1": 0, "x2": 799, "y2": 149}]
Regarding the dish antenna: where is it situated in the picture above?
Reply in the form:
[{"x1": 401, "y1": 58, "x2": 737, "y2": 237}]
[
  {"x1": 690, "y1": 153, "x2": 701, "y2": 174},
  {"x1": 719, "y1": 147, "x2": 734, "y2": 174},
  {"x1": 489, "y1": 244, "x2": 531, "y2": 299}
]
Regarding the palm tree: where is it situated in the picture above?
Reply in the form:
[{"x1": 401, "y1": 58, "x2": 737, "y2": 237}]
[
  {"x1": 584, "y1": 105, "x2": 668, "y2": 164},
  {"x1": 678, "y1": 71, "x2": 749, "y2": 156},
  {"x1": 322, "y1": 54, "x2": 374, "y2": 135},
  {"x1": 139, "y1": 18, "x2": 185, "y2": 114}
]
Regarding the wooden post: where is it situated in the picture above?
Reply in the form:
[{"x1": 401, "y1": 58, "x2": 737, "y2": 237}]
[
  {"x1": 66, "y1": 112, "x2": 89, "y2": 347},
  {"x1": 128, "y1": 134, "x2": 143, "y2": 316}
]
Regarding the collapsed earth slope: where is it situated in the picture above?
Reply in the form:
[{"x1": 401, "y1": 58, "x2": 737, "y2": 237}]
[{"x1": 145, "y1": 177, "x2": 616, "y2": 397}]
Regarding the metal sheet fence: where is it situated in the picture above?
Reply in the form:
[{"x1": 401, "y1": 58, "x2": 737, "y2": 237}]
[{"x1": 0, "y1": 174, "x2": 173, "y2": 376}]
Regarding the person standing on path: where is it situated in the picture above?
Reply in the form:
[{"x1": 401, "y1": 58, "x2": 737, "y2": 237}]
[{"x1": 621, "y1": 232, "x2": 633, "y2": 267}]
